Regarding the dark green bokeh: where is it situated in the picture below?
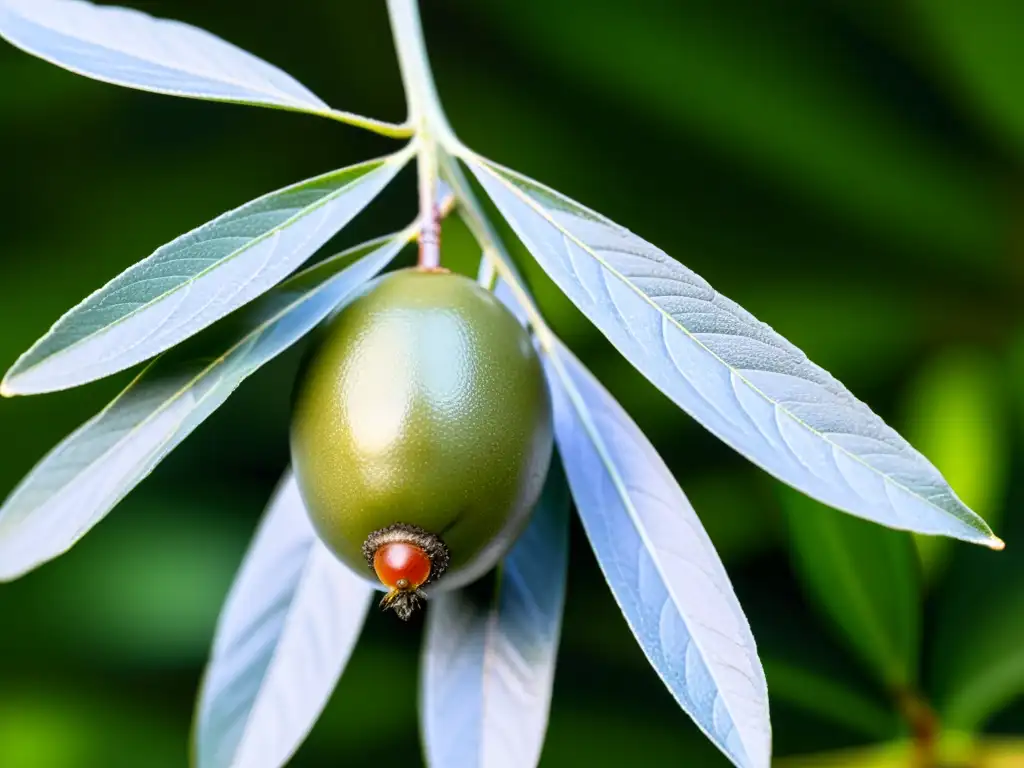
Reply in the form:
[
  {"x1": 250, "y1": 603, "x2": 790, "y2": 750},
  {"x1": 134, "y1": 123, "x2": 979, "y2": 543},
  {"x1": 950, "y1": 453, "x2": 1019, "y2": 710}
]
[{"x1": 1, "y1": 1, "x2": 1022, "y2": 766}]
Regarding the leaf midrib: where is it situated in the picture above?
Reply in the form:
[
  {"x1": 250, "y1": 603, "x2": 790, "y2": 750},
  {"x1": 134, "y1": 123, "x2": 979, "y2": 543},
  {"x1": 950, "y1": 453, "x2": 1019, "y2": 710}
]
[
  {"x1": 230, "y1": 542, "x2": 329, "y2": 764},
  {"x1": 545, "y1": 344, "x2": 761, "y2": 768},
  {"x1": 473, "y1": 156, "x2": 994, "y2": 543},
  {"x1": 5, "y1": 157, "x2": 397, "y2": 387}
]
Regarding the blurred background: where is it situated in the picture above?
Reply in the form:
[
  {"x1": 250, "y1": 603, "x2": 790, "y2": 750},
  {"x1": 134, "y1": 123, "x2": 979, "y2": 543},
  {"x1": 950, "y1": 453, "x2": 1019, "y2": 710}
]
[{"x1": 1, "y1": 0, "x2": 1022, "y2": 765}]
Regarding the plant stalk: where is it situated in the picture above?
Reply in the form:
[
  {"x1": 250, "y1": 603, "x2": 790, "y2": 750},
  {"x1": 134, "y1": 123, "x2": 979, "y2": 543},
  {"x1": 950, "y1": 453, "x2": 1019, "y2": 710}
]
[
  {"x1": 438, "y1": 151, "x2": 557, "y2": 350},
  {"x1": 385, "y1": 0, "x2": 552, "y2": 333},
  {"x1": 387, "y1": 0, "x2": 455, "y2": 145},
  {"x1": 388, "y1": 0, "x2": 455, "y2": 268},
  {"x1": 416, "y1": 141, "x2": 441, "y2": 269}
]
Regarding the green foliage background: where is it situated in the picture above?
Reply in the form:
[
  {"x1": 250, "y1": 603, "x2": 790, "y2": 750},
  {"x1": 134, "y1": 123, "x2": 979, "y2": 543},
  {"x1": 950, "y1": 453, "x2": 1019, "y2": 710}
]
[{"x1": 0, "y1": 1, "x2": 1022, "y2": 765}]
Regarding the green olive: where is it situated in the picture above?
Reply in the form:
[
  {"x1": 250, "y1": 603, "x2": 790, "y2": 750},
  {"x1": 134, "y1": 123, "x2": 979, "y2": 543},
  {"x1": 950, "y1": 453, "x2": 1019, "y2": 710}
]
[{"x1": 289, "y1": 267, "x2": 553, "y2": 606}]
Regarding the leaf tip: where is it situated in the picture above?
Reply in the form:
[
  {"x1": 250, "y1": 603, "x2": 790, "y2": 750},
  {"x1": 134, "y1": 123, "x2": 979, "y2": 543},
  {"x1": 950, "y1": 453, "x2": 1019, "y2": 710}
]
[
  {"x1": 987, "y1": 535, "x2": 1006, "y2": 551},
  {"x1": 0, "y1": 376, "x2": 18, "y2": 398},
  {"x1": 0, "y1": 365, "x2": 31, "y2": 397}
]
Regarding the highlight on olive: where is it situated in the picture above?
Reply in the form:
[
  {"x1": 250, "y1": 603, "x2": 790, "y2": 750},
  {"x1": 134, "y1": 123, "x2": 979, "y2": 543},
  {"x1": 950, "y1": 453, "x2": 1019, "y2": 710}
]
[{"x1": 289, "y1": 267, "x2": 553, "y2": 619}]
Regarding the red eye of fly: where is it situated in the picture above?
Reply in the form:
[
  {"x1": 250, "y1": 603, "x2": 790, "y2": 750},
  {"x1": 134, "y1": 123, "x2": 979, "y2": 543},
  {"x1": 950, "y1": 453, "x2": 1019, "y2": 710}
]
[{"x1": 373, "y1": 541, "x2": 432, "y2": 591}]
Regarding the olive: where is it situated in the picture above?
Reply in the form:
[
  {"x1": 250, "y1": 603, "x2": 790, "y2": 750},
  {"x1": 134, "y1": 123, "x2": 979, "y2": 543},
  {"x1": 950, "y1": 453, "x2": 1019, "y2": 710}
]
[{"x1": 289, "y1": 267, "x2": 553, "y2": 619}]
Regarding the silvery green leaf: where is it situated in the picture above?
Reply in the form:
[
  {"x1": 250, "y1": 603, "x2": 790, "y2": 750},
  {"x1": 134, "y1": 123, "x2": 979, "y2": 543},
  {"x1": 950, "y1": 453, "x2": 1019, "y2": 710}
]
[
  {"x1": 0, "y1": 234, "x2": 406, "y2": 580},
  {"x1": 466, "y1": 153, "x2": 1000, "y2": 549},
  {"x1": 421, "y1": 462, "x2": 570, "y2": 768},
  {"x1": 484, "y1": 260, "x2": 529, "y2": 327},
  {"x1": 195, "y1": 472, "x2": 373, "y2": 768},
  {"x1": 901, "y1": 350, "x2": 1009, "y2": 581},
  {"x1": 2, "y1": 151, "x2": 410, "y2": 396},
  {"x1": 0, "y1": 0, "x2": 406, "y2": 133},
  {"x1": 543, "y1": 340, "x2": 770, "y2": 768}
]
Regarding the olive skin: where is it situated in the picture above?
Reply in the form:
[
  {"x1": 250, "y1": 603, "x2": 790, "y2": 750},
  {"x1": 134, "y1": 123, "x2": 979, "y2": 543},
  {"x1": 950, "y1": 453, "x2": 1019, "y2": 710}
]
[{"x1": 289, "y1": 268, "x2": 553, "y2": 591}]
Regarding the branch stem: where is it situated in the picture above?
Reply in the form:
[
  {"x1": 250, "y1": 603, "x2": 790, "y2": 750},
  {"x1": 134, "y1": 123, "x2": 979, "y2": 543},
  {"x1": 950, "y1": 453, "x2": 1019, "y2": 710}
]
[
  {"x1": 437, "y1": 152, "x2": 556, "y2": 348},
  {"x1": 416, "y1": 142, "x2": 441, "y2": 268},
  {"x1": 322, "y1": 109, "x2": 413, "y2": 138},
  {"x1": 387, "y1": 0, "x2": 454, "y2": 144},
  {"x1": 387, "y1": 0, "x2": 549, "y2": 330},
  {"x1": 388, "y1": 0, "x2": 455, "y2": 267}
]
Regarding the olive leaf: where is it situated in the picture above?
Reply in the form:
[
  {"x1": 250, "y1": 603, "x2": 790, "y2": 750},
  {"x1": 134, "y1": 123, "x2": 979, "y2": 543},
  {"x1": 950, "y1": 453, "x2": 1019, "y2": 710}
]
[
  {"x1": 465, "y1": 152, "x2": 1000, "y2": 549},
  {"x1": 780, "y1": 488, "x2": 920, "y2": 689},
  {"x1": 0, "y1": 234, "x2": 408, "y2": 580},
  {"x1": 0, "y1": 0, "x2": 407, "y2": 134},
  {"x1": 542, "y1": 339, "x2": 771, "y2": 768},
  {"x1": 420, "y1": 460, "x2": 570, "y2": 768},
  {"x1": 1, "y1": 151, "x2": 411, "y2": 396},
  {"x1": 900, "y1": 350, "x2": 1009, "y2": 581},
  {"x1": 194, "y1": 472, "x2": 373, "y2": 768}
]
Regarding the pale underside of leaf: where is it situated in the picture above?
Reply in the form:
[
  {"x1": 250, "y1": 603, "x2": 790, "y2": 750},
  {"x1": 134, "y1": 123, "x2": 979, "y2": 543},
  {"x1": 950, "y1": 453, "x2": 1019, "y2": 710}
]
[
  {"x1": 2, "y1": 150, "x2": 410, "y2": 396},
  {"x1": 0, "y1": 234, "x2": 407, "y2": 581},
  {"x1": 543, "y1": 340, "x2": 771, "y2": 768},
  {"x1": 465, "y1": 152, "x2": 1000, "y2": 549},
  {"x1": 195, "y1": 472, "x2": 373, "y2": 768},
  {"x1": 421, "y1": 464, "x2": 570, "y2": 768},
  {"x1": 0, "y1": 0, "x2": 406, "y2": 132}
]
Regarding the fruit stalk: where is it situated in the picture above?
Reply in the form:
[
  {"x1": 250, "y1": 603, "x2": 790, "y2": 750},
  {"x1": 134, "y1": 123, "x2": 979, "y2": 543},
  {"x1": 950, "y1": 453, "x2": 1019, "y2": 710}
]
[{"x1": 416, "y1": 143, "x2": 441, "y2": 269}]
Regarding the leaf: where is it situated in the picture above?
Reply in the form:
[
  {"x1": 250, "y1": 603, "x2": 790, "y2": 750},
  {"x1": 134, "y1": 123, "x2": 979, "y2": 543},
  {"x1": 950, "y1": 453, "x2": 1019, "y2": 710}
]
[
  {"x1": 466, "y1": 153, "x2": 1001, "y2": 549},
  {"x1": 0, "y1": 0, "x2": 406, "y2": 133},
  {"x1": 779, "y1": 488, "x2": 919, "y2": 688},
  {"x1": 0, "y1": 233, "x2": 407, "y2": 580},
  {"x1": 194, "y1": 472, "x2": 373, "y2": 768},
  {"x1": 543, "y1": 339, "x2": 770, "y2": 768},
  {"x1": 2, "y1": 151, "x2": 410, "y2": 396},
  {"x1": 420, "y1": 460, "x2": 570, "y2": 768},
  {"x1": 900, "y1": 350, "x2": 1009, "y2": 581}
]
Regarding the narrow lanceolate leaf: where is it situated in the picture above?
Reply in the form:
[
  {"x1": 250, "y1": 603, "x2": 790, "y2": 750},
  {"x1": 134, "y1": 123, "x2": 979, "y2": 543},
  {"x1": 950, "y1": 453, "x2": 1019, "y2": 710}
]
[
  {"x1": 780, "y1": 488, "x2": 919, "y2": 689},
  {"x1": 421, "y1": 462, "x2": 570, "y2": 768},
  {"x1": 195, "y1": 472, "x2": 373, "y2": 768},
  {"x1": 0, "y1": 234, "x2": 406, "y2": 580},
  {"x1": 901, "y1": 350, "x2": 1009, "y2": 581},
  {"x1": 2, "y1": 151, "x2": 409, "y2": 396},
  {"x1": 0, "y1": 0, "x2": 406, "y2": 132},
  {"x1": 543, "y1": 340, "x2": 770, "y2": 768},
  {"x1": 466, "y1": 152, "x2": 1001, "y2": 548}
]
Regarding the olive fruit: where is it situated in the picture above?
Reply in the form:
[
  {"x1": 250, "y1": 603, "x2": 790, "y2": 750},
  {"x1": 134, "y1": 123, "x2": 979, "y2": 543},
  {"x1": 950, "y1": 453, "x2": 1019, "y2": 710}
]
[{"x1": 289, "y1": 268, "x2": 553, "y2": 619}]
